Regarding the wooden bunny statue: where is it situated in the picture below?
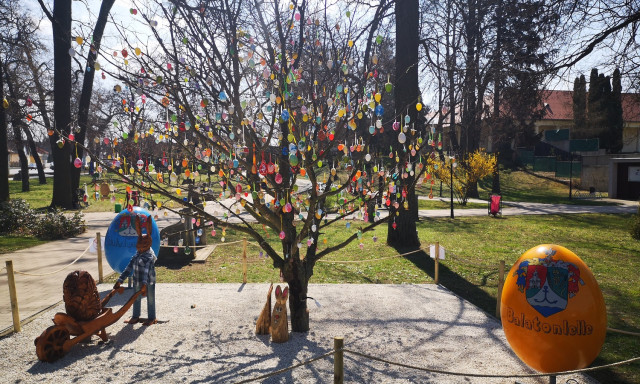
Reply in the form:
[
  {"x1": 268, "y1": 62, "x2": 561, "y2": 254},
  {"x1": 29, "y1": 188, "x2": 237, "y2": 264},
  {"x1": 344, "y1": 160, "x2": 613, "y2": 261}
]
[
  {"x1": 255, "y1": 283, "x2": 273, "y2": 335},
  {"x1": 270, "y1": 285, "x2": 289, "y2": 343},
  {"x1": 135, "y1": 215, "x2": 153, "y2": 253}
]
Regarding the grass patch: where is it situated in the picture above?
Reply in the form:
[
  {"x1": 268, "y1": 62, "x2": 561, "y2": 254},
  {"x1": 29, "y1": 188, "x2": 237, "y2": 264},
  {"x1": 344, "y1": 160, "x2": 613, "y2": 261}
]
[
  {"x1": 0, "y1": 235, "x2": 48, "y2": 254},
  {"x1": 8, "y1": 178, "x2": 55, "y2": 210},
  {"x1": 143, "y1": 213, "x2": 639, "y2": 383},
  {"x1": 479, "y1": 168, "x2": 617, "y2": 206}
]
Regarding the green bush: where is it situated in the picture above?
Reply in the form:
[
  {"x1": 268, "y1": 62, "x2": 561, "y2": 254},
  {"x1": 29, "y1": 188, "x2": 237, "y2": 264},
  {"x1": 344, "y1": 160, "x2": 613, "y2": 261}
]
[
  {"x1": 0, "y1": 199, "x2": 36, "y2": 234},
  {"x1": 632, "y1": 204, "x2": 640, "y2": 240},
  {"x1": 30, "y1": 208, "x2": 86, "y2": 240}
]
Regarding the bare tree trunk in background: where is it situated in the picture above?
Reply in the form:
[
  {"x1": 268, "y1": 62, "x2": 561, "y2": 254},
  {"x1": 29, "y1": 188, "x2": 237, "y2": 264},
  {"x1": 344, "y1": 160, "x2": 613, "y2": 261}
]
[
  {"x1": 22, "y1": 125, "x2": 46, "y2": 184},
  {"x1": 0, "y1": 58, "x2": 9, "y2": 202},
  {"x1": 388, "y1": 0, "x2": 420, "y2": 248},
  {"x1": 6, "y1": 69, "x2": 29, "y2": 192},
  {"x1": 49, "y1": 0, "x2": 74, "y2": 209}
]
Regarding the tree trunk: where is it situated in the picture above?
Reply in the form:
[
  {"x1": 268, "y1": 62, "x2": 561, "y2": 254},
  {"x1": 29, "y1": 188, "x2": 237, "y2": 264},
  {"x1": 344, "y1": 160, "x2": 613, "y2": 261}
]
[
  {"x1": 50, "y1": 0, "x2": 74, "y2": 209},
  {"x1": 389, "y1": 0, "x2": 420, "y2": 248},
  {"x1": 462, "y1": 0, "x2": 478, "y2": 156},
  {"x1": 6, "y1": 73, "x2": 29, "y2": 192},
  {"x1": 22, "y1": 125, "x2": 47, "y2": 184},
  {"x1": 287, "y1": 252, "x2": 310, "y2": 332},
  {"x1": 0, "y1": 59, "x2": 9, "y2": 202},
  {"x1": 71, "y1": 0, "x2": 116, "y2": 192},
  {"x1": 11, "y1": 122, "x2": 29, "y2": 192},
  {"x1": 387, "y1": 174, "x2": 420, "y2": 247}
]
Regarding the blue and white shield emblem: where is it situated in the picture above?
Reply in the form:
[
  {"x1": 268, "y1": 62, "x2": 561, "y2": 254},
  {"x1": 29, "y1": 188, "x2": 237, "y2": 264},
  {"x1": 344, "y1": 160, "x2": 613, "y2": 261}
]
[
  {"x1": 524, "y1": 265, "x2": 568, "y2": 317},
  {"x1": 514, "y1": 248, "x2": 582, "y2": 318}
]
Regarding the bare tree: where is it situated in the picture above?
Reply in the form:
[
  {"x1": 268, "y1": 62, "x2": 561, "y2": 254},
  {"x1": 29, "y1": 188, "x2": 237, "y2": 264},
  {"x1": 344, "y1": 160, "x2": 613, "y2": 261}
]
[{"x1": 82, "y1": 0, "x2": 433, "y2": 332}]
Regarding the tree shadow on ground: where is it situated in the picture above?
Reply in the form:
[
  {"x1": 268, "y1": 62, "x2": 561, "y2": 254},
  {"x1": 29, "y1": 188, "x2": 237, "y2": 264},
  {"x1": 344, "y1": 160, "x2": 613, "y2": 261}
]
[
  {"x1": 393, "y1": 244, "x2": 498, "y2": 319},
  {"x1": 155, "y1": 251, "x2": 194, "y2": 269}
]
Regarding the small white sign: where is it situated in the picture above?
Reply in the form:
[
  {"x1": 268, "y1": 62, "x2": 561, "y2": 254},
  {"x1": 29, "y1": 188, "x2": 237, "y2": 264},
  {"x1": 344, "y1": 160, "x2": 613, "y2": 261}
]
[
  {"x1": 629, "y1": 166, "x2": 640, "y2": 182},
  {"x1": 89, "y1": 236, "x2": 105, "y2": 254},
  {"x1": 430, "y1": 244, "x2": 445, "y2": 260}
]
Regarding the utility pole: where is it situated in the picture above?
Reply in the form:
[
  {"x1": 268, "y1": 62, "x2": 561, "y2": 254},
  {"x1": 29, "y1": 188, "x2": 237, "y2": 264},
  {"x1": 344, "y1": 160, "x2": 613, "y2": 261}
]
[{"x1": 569, "y1": 154, "x2": 573, "y2": 199}]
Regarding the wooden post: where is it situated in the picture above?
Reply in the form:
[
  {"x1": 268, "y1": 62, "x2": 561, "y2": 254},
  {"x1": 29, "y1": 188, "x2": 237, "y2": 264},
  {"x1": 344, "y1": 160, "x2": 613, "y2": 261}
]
[
  {"x1": 242, "y1": 238, "x2": 248, "y2": 284},
  {"x1": 334, "y1": 336, "x2": 344, "y2": 384},
  {"x1": 496, "y1": 260, "x2": 505, "y2": 319},
  {"x1": 96, "y1": 232, "x2": 104, "y2": 283},
  {"x1": 6, "y1": 260, "x2": 21, "y2": 333},
  {"x1": 434, "y1": 242, "x2": 440, "y2": 285}
]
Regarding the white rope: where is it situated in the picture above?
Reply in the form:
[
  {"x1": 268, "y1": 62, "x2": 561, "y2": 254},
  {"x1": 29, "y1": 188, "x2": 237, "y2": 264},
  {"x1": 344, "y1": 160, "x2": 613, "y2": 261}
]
[{"x1": 13, "y1": 243, "x2": 93, "y2": 276}]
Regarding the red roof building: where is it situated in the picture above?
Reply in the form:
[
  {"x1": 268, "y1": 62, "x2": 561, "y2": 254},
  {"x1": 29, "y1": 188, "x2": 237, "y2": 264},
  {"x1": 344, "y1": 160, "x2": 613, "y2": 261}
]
[{"x1": 537, "y1": 90, "x2": 640, "y2": 153}]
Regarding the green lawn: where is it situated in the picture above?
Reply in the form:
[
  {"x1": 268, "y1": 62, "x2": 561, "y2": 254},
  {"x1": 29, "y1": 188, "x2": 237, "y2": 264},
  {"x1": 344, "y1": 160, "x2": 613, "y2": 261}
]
[
  {"x1": 125, "y1": 213, "x2": 640, "y2": 383},
  {"x1": 417, "y1": 167, "x2": 618, "y2": 206}
]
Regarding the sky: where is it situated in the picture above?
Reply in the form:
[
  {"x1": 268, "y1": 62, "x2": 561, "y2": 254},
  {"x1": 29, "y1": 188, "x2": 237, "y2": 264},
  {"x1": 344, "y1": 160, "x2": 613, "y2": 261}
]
[{"x1": 23, "y1": 0, "x2": 623, "y2": 106}]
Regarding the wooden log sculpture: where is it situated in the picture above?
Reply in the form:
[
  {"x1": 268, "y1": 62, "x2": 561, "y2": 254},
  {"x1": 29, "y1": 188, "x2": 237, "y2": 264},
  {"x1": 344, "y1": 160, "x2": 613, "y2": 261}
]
[
  {"x1": 63, "y1": 271, "x2": 102, "y2": 321},
  {"x1": 270, "y1": 285, "x2": 289, "y2": 343},
  {"x1": 34, "y1": 273, "x2": 145, "y2": 363},
  {"x1": 255, "y1": 283, "x2": 273, "y2": 335}
]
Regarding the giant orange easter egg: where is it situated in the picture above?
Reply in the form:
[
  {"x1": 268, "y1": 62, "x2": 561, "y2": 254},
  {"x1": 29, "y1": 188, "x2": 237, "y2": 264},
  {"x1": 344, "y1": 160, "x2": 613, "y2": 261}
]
[{"x1": 501, "y1": 244, "x2": 606, "y2": 373}]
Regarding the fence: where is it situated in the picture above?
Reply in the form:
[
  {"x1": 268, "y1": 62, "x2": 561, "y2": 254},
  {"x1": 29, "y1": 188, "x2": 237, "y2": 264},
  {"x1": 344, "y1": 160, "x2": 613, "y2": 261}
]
[
  {"x1": 228, "y1": 335, "x2": 640, "y2": 384},
  {"x1": 516, "y1": 151, "x2": 582, "y2": 179}
]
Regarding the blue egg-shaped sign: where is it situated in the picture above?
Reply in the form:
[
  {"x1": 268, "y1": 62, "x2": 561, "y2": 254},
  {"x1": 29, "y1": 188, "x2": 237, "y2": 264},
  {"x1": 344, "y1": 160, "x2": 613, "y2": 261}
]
[
  {"x1": 104, "y1": 207, "x2": 160, "y2": 274},
  {"x1": 375, "y1": 104, "x2": 384, "y2": 117}
]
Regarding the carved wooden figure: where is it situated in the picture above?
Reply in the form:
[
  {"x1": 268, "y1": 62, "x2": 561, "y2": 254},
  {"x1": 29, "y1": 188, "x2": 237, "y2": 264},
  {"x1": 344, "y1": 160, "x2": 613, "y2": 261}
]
[
  {"x1": 34, "y1": 271, "x2": 145, "y2": 362},
  {"x1": 270, "y1": 285, "x2": 289, "y2": 343},
  {"x1": 255, "y1": 283, "x2": 273, "y2": 335}
]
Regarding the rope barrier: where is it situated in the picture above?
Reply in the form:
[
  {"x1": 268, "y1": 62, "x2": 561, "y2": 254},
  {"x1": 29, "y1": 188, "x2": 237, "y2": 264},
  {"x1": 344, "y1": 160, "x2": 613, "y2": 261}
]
[
  {"x1": 232, "y1": 350, "x2": 334, "y2": 384},
  {"x1": 160, "y1": 240, "x2": 261, "y2": 249},
  {"x1": 13, "y1": 243, "x2": 93, "y2": 276},
  {"x1": 608, "y1": 327, "x2": 640, "y2": 337},
  {"x1": 342, "y1": 348, "x2": 640, "y2": 378},
  {"x1": 317, "y1": 246, "x2": 429, "y2": 264}
]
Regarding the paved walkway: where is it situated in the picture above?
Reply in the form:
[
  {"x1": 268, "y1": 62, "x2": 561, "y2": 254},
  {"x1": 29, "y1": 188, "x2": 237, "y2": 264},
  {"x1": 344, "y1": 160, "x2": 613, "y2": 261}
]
[
  {"x1": 0, "y1": 198, "x2": 636, "y2": 334},
  {"x1": 417, "y1": 196, "x2": 637, "y2": 218}
]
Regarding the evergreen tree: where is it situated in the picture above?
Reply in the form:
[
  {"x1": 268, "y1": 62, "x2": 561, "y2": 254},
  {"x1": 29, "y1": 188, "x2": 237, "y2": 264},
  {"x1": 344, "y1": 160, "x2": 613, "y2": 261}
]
[
  {"x1": 609, "y1": 68, "x2": 624, "y2": 152},
  {"x1": 572, "y1": 75, "x2": 587, "y2": 135},
  {"x1": 587, "y1": 68, "x2": 602, "y2": 138}
]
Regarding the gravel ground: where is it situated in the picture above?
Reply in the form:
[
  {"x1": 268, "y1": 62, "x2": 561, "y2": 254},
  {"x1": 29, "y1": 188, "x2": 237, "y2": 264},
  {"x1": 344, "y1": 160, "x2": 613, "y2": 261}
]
[{"x1": 0, "y1": 283, "x2": 598, "y2": 384}]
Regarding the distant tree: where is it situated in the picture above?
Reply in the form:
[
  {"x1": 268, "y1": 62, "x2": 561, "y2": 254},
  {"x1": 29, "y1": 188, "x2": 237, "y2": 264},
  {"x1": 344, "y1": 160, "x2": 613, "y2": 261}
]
[
  {"x1": 587, "y1": 68, "x2": 603, "y2": 138},
  {"x1": 607, "y1": 68, "x2": 623, "y2": 153},
  {"x1": 572, "y1": 74, "x2": 587, "y2": 133},
  {"x1": 0, "y1": 58, "x2": 7, "y2": 202}
]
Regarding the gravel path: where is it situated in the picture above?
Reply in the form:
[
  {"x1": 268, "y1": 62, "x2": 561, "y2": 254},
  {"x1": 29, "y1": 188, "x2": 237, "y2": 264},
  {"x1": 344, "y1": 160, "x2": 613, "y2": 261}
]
[{"x1": 0, "y1": 284, "x2": 598, "y2": 383}]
